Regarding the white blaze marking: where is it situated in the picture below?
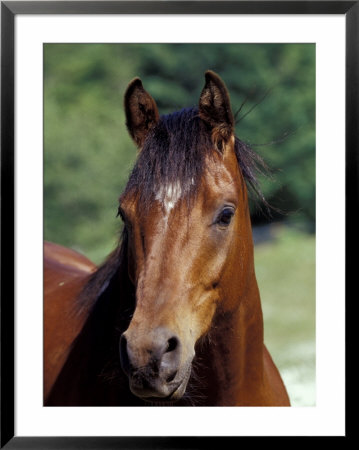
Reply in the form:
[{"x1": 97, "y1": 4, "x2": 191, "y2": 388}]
[{"x1": 155, "y1": 181, "x2": 182, "y2": 217}]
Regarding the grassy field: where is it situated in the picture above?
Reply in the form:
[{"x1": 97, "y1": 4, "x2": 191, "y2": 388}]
[{"x1": 254, "y1": 224, "x2": 316, "y2": 406}]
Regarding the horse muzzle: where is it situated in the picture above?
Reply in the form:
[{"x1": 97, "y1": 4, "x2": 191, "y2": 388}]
[{"x1": 119, "y1": 327, "x2": 193, "y2": 402}]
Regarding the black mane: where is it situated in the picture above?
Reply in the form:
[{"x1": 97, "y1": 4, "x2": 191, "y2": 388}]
[{"x1": 121, "y1": 107, "x2": 268, "y2": 211}]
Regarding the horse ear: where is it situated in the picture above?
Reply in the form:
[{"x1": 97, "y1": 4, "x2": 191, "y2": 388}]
[
  {"x1": 124, "y1": 78, "x2": 160, "y2": 148},
  {"x1": 199, "y1": 70, "x2": 234, "y2": 145}
]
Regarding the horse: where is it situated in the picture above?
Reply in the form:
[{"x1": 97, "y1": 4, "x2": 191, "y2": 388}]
[{"x1": 44, "y1": 71, "x2": 290, "y2": 406}]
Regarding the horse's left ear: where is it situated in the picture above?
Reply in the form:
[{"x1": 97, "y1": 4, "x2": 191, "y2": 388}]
[
  {"x1": 124, "y1": 77, "x2": 160, "y2": 148},
  {"x1": 199, "y1": 70, "x2": 234, "y2": 145}
]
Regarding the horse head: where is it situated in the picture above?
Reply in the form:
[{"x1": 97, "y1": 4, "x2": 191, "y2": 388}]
[{"x1": 118, "y1": 71, "x2": 256, "y2": 403}]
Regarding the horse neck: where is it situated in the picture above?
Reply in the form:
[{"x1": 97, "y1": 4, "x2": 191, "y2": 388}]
[{"x1": 195, "y1": 235, "x2": 265, "y2": 406}]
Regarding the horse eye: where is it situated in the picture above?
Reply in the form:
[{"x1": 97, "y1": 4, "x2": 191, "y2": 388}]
[
  {"x1": 216, "y1": 207, "x2": 235, "y2": 226},
  {"x1": 117, "y1": 207, "x2": 125, "y2": 221},
  {"x1": 117, "y1": 206, "x2": 129, "y2": 225}
]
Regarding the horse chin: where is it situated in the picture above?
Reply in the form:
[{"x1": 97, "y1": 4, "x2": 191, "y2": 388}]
[{"x1": 143, "y1": 381, "x2": 187, "y2": 405}]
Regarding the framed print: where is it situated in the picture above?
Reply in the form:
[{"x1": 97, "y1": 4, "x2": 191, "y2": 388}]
[{"x1": 1, "y1": 1, "x2": 355, "y2": 447}]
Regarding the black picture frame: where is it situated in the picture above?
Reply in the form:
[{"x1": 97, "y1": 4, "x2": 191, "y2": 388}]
[{"x1": 1, "y1": 1, "x2": 355, "y2": 447}]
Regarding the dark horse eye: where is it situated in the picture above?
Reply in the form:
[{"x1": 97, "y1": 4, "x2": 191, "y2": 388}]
[
  {"x1": 117, "y1": 207, "x2": 125, "y2": 221},
  {"x1": 216, "y1": 207, "x2": 235, "y2": 226},
  {"x1": 117, "y1": 207, "x2": 131, "y2": 229}
]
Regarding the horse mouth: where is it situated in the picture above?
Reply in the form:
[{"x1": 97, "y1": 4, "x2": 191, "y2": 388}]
[
  {"x1": 131, "y1": 365, "x2": 192, "y2": 404},
  {"x1": 145, "y1": 378, "x2": 187, "y2": 404}
]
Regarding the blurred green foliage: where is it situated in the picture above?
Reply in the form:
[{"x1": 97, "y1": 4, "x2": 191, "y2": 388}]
[{"x1": 44, "y1": 44, "x2": 315, "y2": 262}]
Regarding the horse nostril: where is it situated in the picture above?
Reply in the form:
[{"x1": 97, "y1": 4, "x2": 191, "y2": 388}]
[
  {"x1": 166, "y1": 371, "x2": 177, "y2": 383},
  {"x1": 166, "y1": 337, "x2": 178, "y2": 353}
]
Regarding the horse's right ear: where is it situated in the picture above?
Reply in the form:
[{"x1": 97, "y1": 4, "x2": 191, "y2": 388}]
[{"x1": 124, "y1": 78, "x2": 160, "y2": 148}]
